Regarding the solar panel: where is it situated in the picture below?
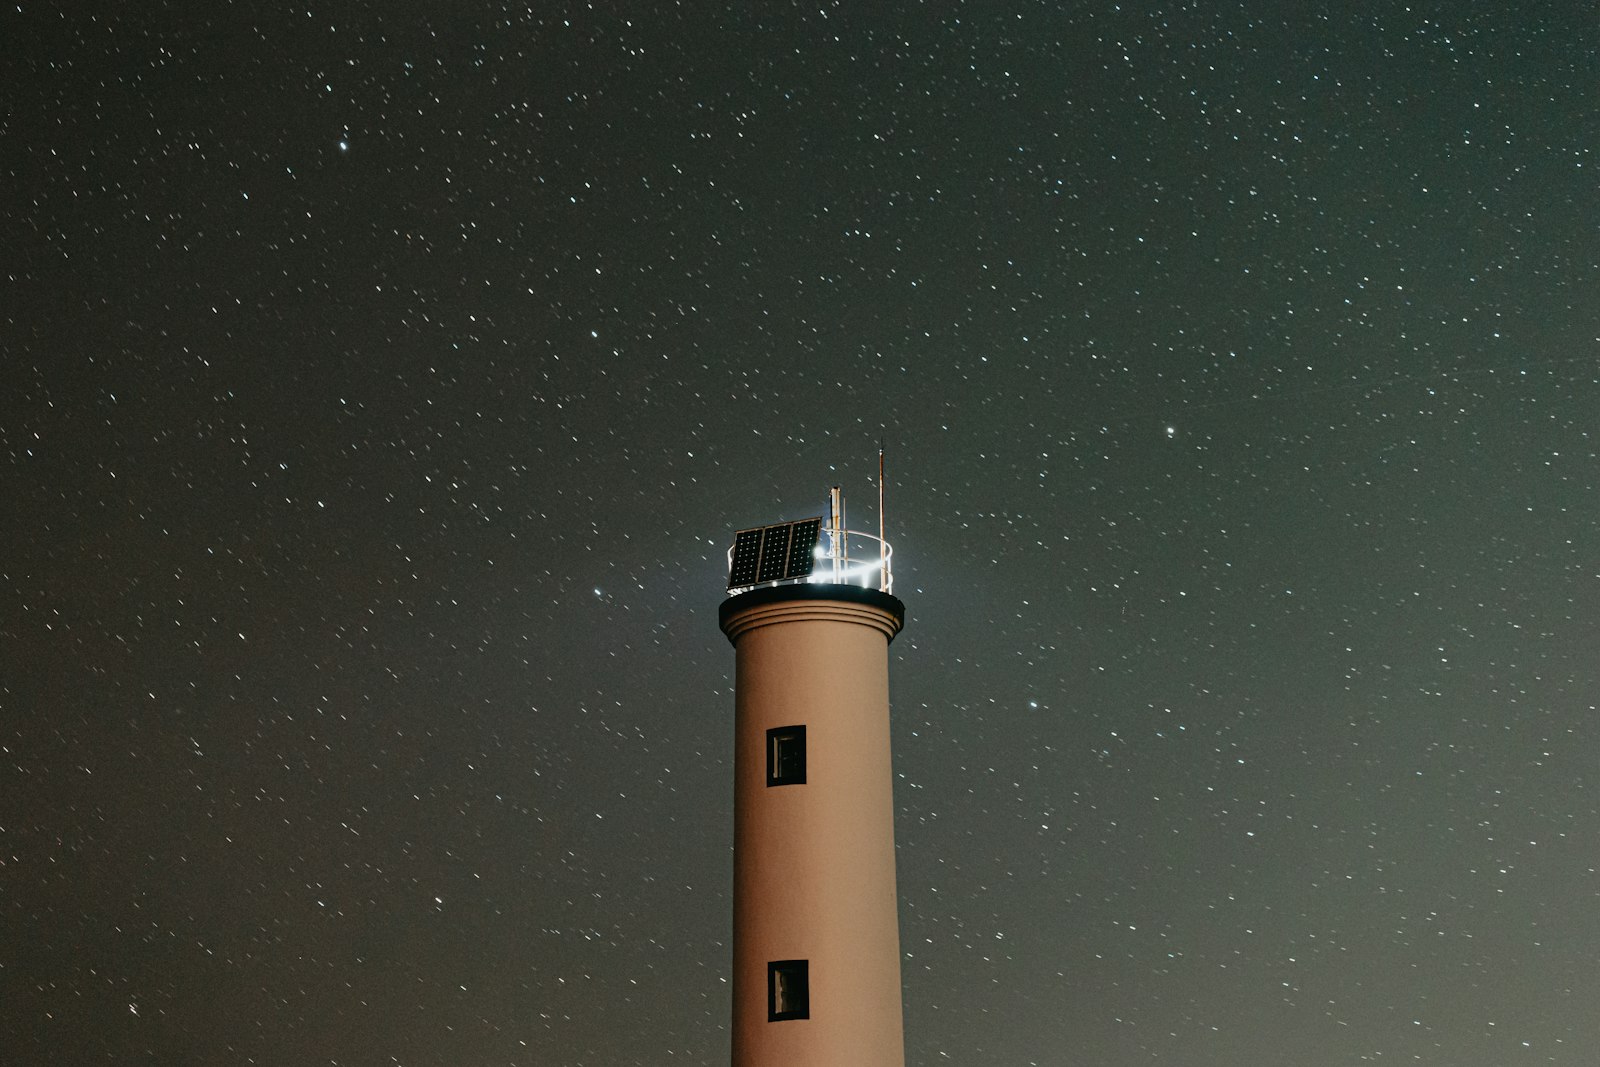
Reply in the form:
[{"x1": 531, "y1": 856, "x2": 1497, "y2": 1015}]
[
  {"x1": 727, "y1": 516, "x2": 825, "y2": 589},
  {"x1": 756, "y1": 524, "x2": 792, "y2": 583},
  {"x1": 728, "y1": 528, "x2": 764, "y2": 588},
  {"x1": 785, "y1": 518, "x2": 821, "y2": 579}
]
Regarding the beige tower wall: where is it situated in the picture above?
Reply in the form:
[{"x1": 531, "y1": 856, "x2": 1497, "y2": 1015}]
[{"x1": 720, "y1": 586, "x2": 907, "y2": 1067}]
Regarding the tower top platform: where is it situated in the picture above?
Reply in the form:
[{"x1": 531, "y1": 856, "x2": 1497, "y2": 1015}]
[{"x1": 718, "y1": 583, "x2": 905, "y2": 644}]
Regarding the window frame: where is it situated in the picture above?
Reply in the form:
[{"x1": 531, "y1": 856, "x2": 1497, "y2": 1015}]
[
  {"x1": 766, "y1": 724, "x2": 807, "y2": 787},
  {"x1": 767, "y1": 959, "x2": 810, "y2": 1021}
]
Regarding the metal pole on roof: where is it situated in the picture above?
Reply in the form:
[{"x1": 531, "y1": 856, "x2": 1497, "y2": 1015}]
[
  {"x1": 829, "y1": 485, "x2": 843, "y2": 582},
  {"x1": 877, "y1": 444, "x2": 887, "y2": 593}
]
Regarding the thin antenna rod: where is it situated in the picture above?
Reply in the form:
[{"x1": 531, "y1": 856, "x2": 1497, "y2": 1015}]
[
  {"x1": 829, "y1": 485, "x2": 844, "y2": 582},
  {"x1": 878, "y1": 443, "x2": 887, "y2": 592}
]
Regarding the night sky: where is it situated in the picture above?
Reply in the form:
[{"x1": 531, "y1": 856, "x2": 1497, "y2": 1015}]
[{"x1": 5, "y1": 3, "x2": 1598, "y2": 1065}]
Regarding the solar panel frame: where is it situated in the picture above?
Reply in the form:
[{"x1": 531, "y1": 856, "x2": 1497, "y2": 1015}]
[
  {"x1": 756, "y1": 524, "x2": 792, "y2": 583},
  {"x1": 784, "y1": 518, "x2": 821, "y2": 580},
  {"x1": 726, "y1": 516, "x2": 826, "y2": 590},
  {"x1": 727, "y1": 528, "x2": 764, "y2": 588}
]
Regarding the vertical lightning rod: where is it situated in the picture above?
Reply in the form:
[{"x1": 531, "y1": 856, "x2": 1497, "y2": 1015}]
[{"x1": 877, "y1": 444, "x2": 887, "y2": 593}]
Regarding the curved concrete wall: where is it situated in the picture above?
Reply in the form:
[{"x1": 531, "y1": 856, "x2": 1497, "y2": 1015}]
[{"x1": 721, "y1": 587, "x2": 906, "y2": 1067}]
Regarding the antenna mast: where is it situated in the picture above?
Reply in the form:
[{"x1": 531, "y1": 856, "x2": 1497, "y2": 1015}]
[
  {"x1": 829, "y1": 485, "x2": 844, "y2": 582},
  {"x1": 878, "y1": 443, "x2": 887, "y2": 593}
]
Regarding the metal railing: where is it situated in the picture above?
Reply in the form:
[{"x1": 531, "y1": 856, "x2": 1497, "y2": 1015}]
[{"x1": 727, "y1": 528, "x2": 893, "y2": 596}]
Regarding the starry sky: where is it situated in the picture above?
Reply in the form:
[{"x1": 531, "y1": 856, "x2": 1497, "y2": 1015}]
[{"x1": 4, "y1": 3, "x2": 1598, "y2": 1064}]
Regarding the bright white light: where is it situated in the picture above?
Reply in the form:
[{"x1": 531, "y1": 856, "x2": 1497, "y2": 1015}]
[{"x1": 811, "y1": 561, "x2": 883, "y2": 584}]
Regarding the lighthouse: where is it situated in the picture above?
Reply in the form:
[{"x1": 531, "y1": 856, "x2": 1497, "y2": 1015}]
[{"x1": 719, "y1": 481, "x2": 907, "y2": 1066}]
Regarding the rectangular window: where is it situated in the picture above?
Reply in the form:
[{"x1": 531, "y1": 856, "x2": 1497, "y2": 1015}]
[
  {"x1": 766, "y1": 725, "x2": 806, "y2": 786},
  {"x1": 768, "y1": 959, "x2": 809, "y2": 1021}
]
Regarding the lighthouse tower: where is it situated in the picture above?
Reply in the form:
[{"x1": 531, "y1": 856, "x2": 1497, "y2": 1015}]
[{"x1": 719, "y1": 482, "x2": 907, "y2": 1067}]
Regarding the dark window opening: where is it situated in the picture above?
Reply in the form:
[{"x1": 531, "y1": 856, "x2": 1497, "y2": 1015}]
[
  {"x1": 768, "y1": 959, "x2": 809, "y2": 1021},
  {"x1": 767, "y1": 726, "x2": 806, "y2": 786}
]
